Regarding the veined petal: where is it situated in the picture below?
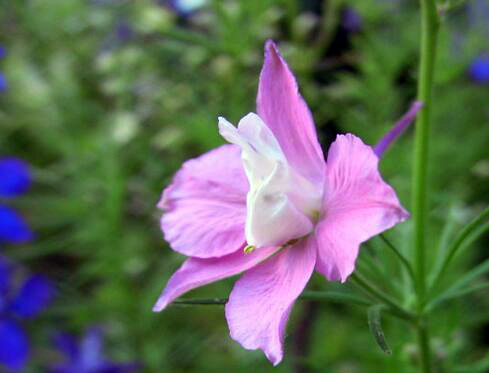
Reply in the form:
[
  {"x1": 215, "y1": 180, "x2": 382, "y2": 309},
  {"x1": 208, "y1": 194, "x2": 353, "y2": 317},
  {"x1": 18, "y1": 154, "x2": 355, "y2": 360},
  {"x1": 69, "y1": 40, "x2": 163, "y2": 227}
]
[
  {"x1": 225, "y1": 237, "x2": 316, "y2": 366},
  {"x1": 159, "y1": 145, "x2": 248, "y2": 259},
  {"x1": 153, "y1": 246, "x2": 279, "y2": 312},
  {"x1": 257, "y1": 40, "x2": 325, "y2": 183},
  {"x1": 316, "y1": 134, "x2": 408, "y2": 282}
]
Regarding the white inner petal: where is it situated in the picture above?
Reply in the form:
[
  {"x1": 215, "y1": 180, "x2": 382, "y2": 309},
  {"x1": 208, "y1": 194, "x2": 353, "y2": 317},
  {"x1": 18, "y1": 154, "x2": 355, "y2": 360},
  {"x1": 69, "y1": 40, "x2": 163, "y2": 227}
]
[{"x1": 218, "y1": 113, "x2": 322, "y2": 248}]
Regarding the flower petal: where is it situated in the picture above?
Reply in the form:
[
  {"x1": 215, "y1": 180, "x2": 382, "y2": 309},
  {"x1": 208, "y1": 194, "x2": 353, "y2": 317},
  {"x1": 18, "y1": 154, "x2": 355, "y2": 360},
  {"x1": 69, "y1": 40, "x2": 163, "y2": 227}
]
[
  {"x1": 80, "y1": 328, "x2": 104, "y2": 370},
  {"x1": 374, "y1": 101, "x2": 423, "y2": 157},
  {"x1": 219, "y1": 114, "x2": 317, "y2": 248},
  {"x1": 0, "y1": 256, "x2": 11, "y2": 296},
  {"x1": 0, "y1": 158, "x2": 31, "y2": 198},
  {"x1": 0, "y1": 206, "x2": 34, "y2": 244},
  {"x1": 0, "y1": 320, "x2": 29, "y2": 372},
  {"x1": 225, "y1": 237, "x2": 317, "y2": 366},
  {"x1": 257, "y1": 40, "x2": 325, "y2": 183},
  {"x1": 159, "y1": 144, "x2": 248, "y2": 259},
  {"x1": 9, "y1": 274, "x2": 55, "y2": 319},
  {"x1": 316, "y1": 134, "x2": 409, "y2": 282},
  {"x1": 153, "y1": 246, "x2": 278, "y2": 312},
  {"x1": 53, "y1": 332, "x2": 79, "y2": 362}
]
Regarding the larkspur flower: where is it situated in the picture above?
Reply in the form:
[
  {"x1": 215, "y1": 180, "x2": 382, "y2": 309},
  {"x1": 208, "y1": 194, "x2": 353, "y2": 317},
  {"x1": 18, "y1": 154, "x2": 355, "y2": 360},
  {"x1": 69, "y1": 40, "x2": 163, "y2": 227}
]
[
  {"x1": 51, "y1": 328, "x2": 141, "y2": 373},
  {"x1": 0, "y1": 257, "x2": 54, "y2": 372},
  {"x1": 0, "y1": 158, "x2": 34, "y2": 245},
  {"x1": 342, "y1": 8, "x2": 362, "y2": 33},
  {"x1": 468, "y1": 56, "x2": 489, "y2": 85},
  {"x1": 0, "y1": 72, "x2": 7, "y2": 93},
  {"x1": 154, "y1": 41, "x2": 416, "y2": 365},
  {"x1": 0, "y1": 158, "x2": 31, "y2": 198}
]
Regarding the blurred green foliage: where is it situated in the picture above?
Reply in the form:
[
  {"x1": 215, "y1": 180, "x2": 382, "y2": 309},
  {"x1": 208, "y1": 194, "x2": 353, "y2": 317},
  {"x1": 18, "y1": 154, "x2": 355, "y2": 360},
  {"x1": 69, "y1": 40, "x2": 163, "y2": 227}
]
[{"x1": 1, "y1": 0, "x2": 488, "y2": 372}]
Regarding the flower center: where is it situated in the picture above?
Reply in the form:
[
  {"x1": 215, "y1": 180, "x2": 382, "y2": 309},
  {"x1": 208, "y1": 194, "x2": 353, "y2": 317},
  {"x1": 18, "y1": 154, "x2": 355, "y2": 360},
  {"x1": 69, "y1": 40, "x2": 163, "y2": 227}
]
[{"x1": 218, "y1": 113, "x2": 323, "y2": 249}]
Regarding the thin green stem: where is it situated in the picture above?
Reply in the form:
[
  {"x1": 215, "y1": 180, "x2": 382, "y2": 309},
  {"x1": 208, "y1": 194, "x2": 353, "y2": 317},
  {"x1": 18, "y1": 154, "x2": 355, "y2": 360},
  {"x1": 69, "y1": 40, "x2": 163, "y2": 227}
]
[
  {"x1": 172, "y1": 290, "x2": 372, "y2": 307},
  {"x1": 350, "y1": 273, "x2": 415, "y2": 321},
  {"x1": 412, "y1": 0, "x2": 439, "y2": 370},
  {"x1": 380, "y1": 235, "x2": 416, "y2": 284},
  {"x1": 429, "y1": 206, "x2": 489, "y2": 292},
  {"x1": 417, "y1": 320, "x2": 432, "y2": 373},
  {"x1": 412, "y1": 0, "x2": 439, "y2": 304}
]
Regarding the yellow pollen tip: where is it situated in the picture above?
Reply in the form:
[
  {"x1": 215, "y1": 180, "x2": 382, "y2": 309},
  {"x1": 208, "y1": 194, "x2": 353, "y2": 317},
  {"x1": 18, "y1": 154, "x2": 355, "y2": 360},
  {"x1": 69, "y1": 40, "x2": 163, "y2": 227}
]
[
  {"x1": 244, "y1": 245, "x2": 256, "y2": 254},
  {"x1": 310, "y1": 209, "x2": 321, "y2": 223}
]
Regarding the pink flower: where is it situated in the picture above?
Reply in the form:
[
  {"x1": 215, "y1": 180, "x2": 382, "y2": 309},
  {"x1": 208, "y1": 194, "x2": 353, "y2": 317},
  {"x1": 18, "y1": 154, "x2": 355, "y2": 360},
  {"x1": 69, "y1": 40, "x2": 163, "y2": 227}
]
[{"x1": 154, "y1": 40, "x2": 410, "y2": 365}]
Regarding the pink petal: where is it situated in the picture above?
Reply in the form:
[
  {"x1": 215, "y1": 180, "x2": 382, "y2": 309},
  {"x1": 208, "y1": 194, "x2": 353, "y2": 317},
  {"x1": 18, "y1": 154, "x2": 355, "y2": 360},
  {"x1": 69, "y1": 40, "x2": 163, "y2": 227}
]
[
  {"x1": 316, "y1": 134, "x2": 409, "y2": 282},
  {"x1": 153, "y1": 246, "x2": 279, "y2": 312},
  {"x1": 160, "y1": 145, "x2": 248, "y2": 258},
  {"x1": 257, "y1": 40, "x2": 325, "y2": 183},
  {"x1": 225, "y1": 237, "x2": 317, "y2": 366}
]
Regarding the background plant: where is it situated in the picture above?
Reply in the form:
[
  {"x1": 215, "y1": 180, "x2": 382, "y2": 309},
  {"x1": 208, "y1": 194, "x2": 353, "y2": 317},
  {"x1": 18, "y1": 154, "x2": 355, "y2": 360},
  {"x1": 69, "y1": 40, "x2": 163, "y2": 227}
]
[{"x1": 0, "y1": 0, "x2": 488, "y2": 372}]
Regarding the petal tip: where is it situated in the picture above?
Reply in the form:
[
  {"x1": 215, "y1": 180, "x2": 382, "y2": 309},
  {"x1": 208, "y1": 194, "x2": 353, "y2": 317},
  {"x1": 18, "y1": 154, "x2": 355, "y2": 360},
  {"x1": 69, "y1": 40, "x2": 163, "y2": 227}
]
[
  {"x1": 152, "y1": 298, "x2": 168, "y2": 312},
  {"x1": 264, "y1": 39, "x2": 278, "y2": 53},
  {"x1": 263, "y1": 39, "x2": 283, "y2": 66}
]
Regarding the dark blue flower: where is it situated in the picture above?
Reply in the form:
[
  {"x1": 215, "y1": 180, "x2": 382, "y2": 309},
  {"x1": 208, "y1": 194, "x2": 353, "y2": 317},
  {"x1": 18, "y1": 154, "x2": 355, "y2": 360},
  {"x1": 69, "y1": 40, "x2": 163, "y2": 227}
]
[
  {"x1": 342, "y1": 8, "x2": 362, "y2": 33},
  {"x1": 51, "y1": 328, "x2": 141, "y2": 373},
  {"x1": 0, "y1": 258, "x2": 54, "y2": 372},
  {"x1": 0, "y1": 158, "x2": 32, "y2": 198},
  {"x1": 0, "y1": 257, "x2": 11, "y2": 296},
  {"x1": 0, "y1": 206, "x2": 33, "y2": 244},
  {"x1": 0, "y1": 47, "x2": 6, "y2": 60},
  {"x1": 0, "y1": 319, "x2": 29, "y2": 372},
  {"x1": 0, "y1": 72, "x2": 7, "y2": 93},
  {"x1": 8, "y1": 275, "x2": 55, "y2": 319},
  {"x1": 468, "y1": 57, "x2": 489, "y2": 84}
]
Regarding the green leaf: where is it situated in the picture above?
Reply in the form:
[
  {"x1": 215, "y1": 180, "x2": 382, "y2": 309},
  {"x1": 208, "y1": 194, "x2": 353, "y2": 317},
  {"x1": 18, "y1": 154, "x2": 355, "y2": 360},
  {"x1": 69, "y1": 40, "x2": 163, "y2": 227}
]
[
  {"x1": 427, "y1": 282, "x2": 489, "y2": 311},
  {"x1": 453, "y1": 353, "x2": 489, "y2": 373},
  {"x1": 429, "y1": 206, "x2": 489, "y2": 294},
  {"x1": 367, "y1": 305, "x2": 392, "y2": 355}
]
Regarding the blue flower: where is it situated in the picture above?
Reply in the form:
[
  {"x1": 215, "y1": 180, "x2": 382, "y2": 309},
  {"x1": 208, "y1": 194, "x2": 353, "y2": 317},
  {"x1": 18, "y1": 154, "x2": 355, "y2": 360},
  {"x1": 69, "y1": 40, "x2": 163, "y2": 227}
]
[
  {"x1": 164, "y1": 0, "x2": 207, "y2": 17},
  {"x1": 0, "y1": 72, "x2": 7, "y2": 93},
  {"x1": 0, "y1": 158, "x2": 34, "y2": 245},
  {"x1": 0, "y1": 257, "x2": 55, "y2": 372},
  {"x1": 0, "y1": 320, "x2": 29, "y2": 372},
  {"x1": 51, "y1": 328, "x2": 142, "y2": 373},
  {"x1": 0, "y1": 158, "x2": 31, "y2": 198},
  {"x1": 0, "y1": 206, "x2": 33, "y2": 244},
  {"x1": 468, "y1": 57, "x2": 489, "y2": 84},
  {"x1": 342, "y1": 8, "x2": 362, "y2": 33},
  {"x1": 0, "y1": 47, "x2": 6, "y2": 60}
]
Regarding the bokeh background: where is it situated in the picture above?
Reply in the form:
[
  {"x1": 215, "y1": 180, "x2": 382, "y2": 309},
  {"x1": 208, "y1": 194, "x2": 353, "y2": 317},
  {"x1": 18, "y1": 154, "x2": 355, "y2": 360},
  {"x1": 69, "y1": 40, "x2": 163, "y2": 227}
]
[{"x1": 1, "y1": 0, "x2": 489, "y2": 372}]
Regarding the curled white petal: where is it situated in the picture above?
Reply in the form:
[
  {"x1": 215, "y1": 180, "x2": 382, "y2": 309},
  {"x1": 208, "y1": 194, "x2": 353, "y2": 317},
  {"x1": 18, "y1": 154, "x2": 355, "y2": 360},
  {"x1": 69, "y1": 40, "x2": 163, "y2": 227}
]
[{"x1": 218, "y1": 113, "x2": 322, "y2": 248}]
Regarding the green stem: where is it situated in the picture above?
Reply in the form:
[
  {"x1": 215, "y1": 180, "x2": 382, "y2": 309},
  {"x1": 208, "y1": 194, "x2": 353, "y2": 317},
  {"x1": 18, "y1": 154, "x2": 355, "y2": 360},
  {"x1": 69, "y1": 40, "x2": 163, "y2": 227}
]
[
  {"x1": 417, "y1": 320, "x2": 432, "y2": 373},
  {"x1": 172, "y1": 290, "x2": 372, "y2": 307},
  {"x1": 413, "y1": 0, "x2": 439, "y2": 304},
  {"x1": 412, "y1": 0, "x2": 438, "y2": 371}
]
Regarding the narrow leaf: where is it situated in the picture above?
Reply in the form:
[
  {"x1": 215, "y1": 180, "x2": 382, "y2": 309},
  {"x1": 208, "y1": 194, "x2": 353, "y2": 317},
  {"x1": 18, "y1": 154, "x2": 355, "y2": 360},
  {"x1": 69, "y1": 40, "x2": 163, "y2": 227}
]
[{"x1": 367, "y1": 305, "x2": 392, "y2": 355}]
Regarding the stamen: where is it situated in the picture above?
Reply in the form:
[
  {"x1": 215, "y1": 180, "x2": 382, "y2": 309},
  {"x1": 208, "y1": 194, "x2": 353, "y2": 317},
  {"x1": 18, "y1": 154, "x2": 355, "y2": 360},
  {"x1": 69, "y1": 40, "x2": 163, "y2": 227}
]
[{"x1": 244, "y1": 245, "x2": 256, "y2": 254}]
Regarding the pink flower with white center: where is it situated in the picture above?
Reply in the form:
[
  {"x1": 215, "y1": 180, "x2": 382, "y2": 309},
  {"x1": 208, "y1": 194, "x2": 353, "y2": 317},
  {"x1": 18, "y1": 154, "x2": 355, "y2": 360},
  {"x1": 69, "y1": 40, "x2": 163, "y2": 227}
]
[{"x1": 154, "y1": 40, "x2": 414, "y2": 365}]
